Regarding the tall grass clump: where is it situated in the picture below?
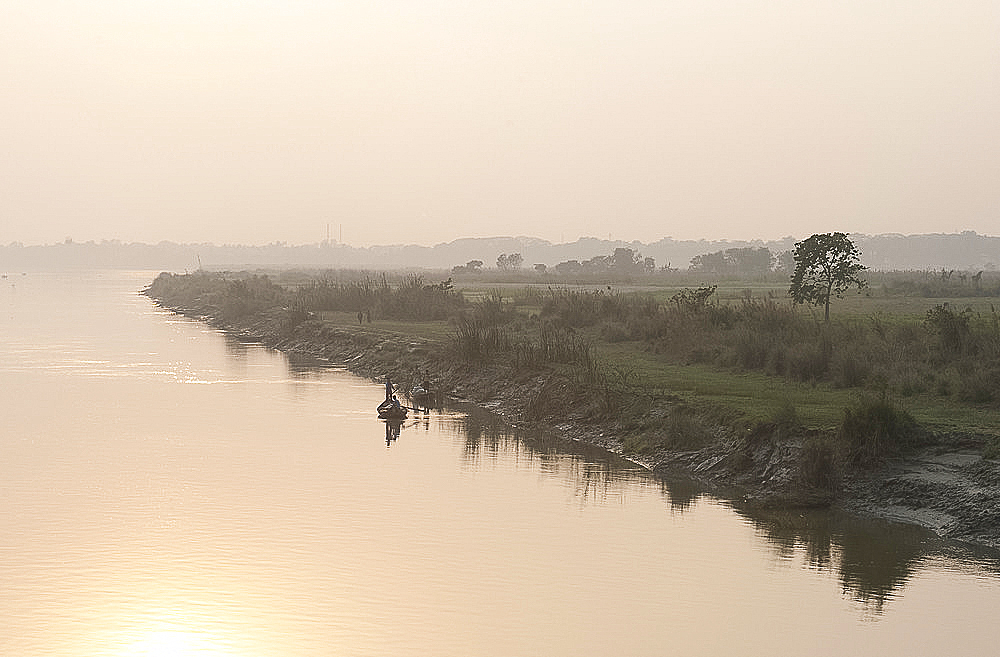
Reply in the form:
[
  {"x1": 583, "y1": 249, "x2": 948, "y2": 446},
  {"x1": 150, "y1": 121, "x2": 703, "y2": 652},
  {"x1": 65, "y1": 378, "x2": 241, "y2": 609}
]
[
  {"x1": 294, "y1": 273, "x2": 465, "y2": 320},
  {"x1": 839, "y1": 394, "x2": 919, "y2": 464},
  {"x1": 540, "y1": 288, "x2": 640, "y2": 328},
  {"x1": 622, "y1": 406, "x2": 714, "y2": 455},
  {"x1": 451, "y1": 316, "x2": 514, "y2": 361}
]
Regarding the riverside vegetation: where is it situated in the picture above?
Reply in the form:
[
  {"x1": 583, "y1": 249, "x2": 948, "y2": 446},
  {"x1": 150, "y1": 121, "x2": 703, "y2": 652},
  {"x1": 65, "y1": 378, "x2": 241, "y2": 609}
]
[{"x1": 145, "y1": 267, "x2": 1000, "y2": 545}]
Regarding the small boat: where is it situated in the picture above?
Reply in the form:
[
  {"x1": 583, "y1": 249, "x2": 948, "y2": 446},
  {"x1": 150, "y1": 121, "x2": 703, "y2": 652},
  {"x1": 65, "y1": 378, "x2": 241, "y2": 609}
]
[
  {"x1": 377, "y1": 398, "x2": 408, "y2": 420},
  {"x1": 411, "y1": 380, "x2": 434, "y2": 405}
]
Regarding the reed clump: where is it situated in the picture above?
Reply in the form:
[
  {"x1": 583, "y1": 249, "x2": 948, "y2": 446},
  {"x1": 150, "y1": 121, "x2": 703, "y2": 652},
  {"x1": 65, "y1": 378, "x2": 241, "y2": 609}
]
[{"x1": 294, "y1": 273, "x2": 465, "y2": 321}]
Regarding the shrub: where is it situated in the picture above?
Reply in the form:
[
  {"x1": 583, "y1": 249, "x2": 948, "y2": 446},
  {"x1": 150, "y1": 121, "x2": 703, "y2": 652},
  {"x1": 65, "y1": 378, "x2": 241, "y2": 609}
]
[
  {"x1": 784, "y1": 338, "x2": 832, "y2": 381},
  {"x1": 924, "y1": 304, "x2": 972, "y2": 356},
  {"x1": 662, "y1": 410, "x2": 715, "y2": 450},
  {"x1": 451, "y1": 317, "x2": 513, "y2": 361},
  {"x1": 799, "y1": 438, "x2": 839, "y2": 490},
  {"x1": 956, "y1": 367, "x2": 998, "y2": 404},
  {"x1": 670, "y1": 285, "x2": 717, "y2": 312},
  {"x1": 839, "y1": 395, "x2": 919, "y2": 464}
]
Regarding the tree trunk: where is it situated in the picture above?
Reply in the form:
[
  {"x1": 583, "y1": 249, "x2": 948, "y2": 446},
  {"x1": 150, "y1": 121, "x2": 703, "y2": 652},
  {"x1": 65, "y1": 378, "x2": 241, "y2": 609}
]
[{"x1": 824, "y1": 280, "x2": 833, "y2": 322}]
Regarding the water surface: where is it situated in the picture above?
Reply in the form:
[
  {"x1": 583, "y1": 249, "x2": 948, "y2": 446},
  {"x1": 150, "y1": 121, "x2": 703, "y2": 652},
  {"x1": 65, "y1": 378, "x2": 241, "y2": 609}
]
[{"x1": 2, "y1": 271, "x2": 999, "y2": 656}]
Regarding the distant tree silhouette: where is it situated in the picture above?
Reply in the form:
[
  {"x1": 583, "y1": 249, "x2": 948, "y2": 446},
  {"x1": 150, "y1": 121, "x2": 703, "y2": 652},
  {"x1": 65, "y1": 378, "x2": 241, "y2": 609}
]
[
  {"x1": 451, "y1": 260, "x2": 484, "y2": 275},
  {"x1": 689, "y1": 247, "x2": 773, "y2": 276},
  {"x1": 497, "y1": 253, "x2": 523, "y2": 270}
]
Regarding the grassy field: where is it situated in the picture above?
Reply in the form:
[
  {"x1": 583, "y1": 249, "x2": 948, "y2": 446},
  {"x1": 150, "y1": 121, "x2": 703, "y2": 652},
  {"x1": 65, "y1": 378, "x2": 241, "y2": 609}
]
[
  {"x1": 593, "y1": 340, "x2": 998, "y2": 434},
  {"x1": 455, "y1": 279, "x2": 1000, "y2": 439}
]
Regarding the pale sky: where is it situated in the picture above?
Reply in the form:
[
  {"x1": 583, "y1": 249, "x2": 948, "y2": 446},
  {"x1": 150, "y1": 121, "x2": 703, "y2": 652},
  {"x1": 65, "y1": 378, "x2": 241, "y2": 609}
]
[{"x1": 2, "y1": 1, "x2": 998, "y2": 247}]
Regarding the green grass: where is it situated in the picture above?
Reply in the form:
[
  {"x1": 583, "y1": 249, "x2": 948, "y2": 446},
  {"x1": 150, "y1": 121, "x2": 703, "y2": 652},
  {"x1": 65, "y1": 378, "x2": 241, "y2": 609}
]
[
  {"x1": 593, "y1": 342, "x2": 853, "y2": 428},
  {"x1": 316, "y1": 311, "x2": 452, "y2": 341},
  {"x1": 592, "y1": 341, "x2": 999, "y2": 437}
]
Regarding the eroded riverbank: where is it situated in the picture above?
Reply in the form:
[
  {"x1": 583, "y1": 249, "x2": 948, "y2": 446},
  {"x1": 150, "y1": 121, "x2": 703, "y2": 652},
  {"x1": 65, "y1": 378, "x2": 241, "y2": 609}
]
[{"x1": 145, "y1": 292, "x2": 1000, "y2": 551}]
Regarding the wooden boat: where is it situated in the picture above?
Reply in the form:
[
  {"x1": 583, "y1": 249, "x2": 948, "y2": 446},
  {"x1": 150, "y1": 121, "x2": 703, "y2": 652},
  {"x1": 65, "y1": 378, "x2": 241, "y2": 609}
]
[{"x1": 377, "y1": 398, "x2": 408, "y2": 420}]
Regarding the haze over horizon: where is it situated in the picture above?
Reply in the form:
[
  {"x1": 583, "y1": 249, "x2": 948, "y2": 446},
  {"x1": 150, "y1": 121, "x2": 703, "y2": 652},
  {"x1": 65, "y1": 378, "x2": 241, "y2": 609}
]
[{"x1": 3, "y1": 2, "x2": 997, "y2": 248}]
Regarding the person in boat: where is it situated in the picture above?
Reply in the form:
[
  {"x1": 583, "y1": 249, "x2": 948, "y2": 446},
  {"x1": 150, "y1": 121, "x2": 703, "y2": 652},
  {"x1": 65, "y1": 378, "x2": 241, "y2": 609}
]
[
  {"x1": 391, "y1": 395, "x2": 401, "y2": 410},
  {"x1": 384, "y1": 375, "x2": 392, "y2": 401}
]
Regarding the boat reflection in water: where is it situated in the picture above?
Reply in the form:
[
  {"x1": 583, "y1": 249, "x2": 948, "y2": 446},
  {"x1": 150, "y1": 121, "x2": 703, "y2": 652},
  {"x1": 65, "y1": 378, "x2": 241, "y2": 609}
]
[{"x1": 384, "y1": 418, "x2": 403, "y2": 446}]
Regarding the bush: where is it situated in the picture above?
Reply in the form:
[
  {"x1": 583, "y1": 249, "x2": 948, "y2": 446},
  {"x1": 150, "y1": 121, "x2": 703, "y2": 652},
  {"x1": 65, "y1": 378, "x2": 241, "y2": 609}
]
[
  {"x1": 924, "y1": 304, "x2": 972, "y2": 356},
  {"x1": 956, "y1": 367, "x2": 998, "y2": 403},
  {"x1": 784, "y1": 338, "x2": 832, "y2": 381},
  {"x1": 662, "y1": 409, "x2": 714, "y2": 450},
  {"x1": 839, "y1": 395, "x2": 919, "y2": 464},
  {"x1": 799, "y1": 438, "x2": 839, "y2": 490}
]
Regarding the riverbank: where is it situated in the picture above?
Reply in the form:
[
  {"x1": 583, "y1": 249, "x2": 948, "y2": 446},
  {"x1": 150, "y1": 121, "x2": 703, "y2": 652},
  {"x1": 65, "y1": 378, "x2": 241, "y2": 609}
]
[{"x1": 146, "y1": 292, "x2": 1000, "y2": 550}]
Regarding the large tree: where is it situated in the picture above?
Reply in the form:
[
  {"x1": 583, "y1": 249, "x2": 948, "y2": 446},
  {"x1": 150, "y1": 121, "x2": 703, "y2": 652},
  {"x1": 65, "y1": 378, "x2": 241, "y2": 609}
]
[{"x1": 789, "y1": 232, "x2": 867, "y2": 321}]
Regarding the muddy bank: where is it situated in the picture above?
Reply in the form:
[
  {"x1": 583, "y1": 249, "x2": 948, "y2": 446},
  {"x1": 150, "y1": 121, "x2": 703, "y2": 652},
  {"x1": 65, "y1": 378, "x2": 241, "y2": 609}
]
[{"x1": 151, "y1": 298, "x2": 1000, "y2": 550}]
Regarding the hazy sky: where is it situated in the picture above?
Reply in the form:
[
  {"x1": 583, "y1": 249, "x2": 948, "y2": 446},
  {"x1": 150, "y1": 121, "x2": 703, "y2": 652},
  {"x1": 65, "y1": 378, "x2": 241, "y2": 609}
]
[{"x1": 2, "y1": 1, "x2": 997, "y2": 247}]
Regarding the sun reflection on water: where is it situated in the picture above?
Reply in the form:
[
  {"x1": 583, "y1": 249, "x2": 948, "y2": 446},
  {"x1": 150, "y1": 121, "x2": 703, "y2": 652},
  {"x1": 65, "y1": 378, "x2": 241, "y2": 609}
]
[{"x1": 120, "y1": 629, "x2": 238, "y2": 657}]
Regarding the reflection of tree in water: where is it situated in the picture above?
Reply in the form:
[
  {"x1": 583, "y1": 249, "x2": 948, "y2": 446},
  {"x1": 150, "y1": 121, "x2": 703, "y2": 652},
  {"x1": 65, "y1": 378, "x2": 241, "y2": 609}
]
[
  {"x1": 224, "y1": 334, "x2": 251, "y2": 359},
  {"x1": 454, "y1": 411, "x2": 709, "y2": 511},
  {"x1": 740, "y1": 507, "x2": 836, "y2": 572},
  {"x1": 450, "y1": 404, "x2": 1000, "y2": 614},
  {"x1": 740, "y1": 506, "x2": 919, "y2": 611},
  {"x1": 285, "y1": 352, "x2": 338, "y2": 377},
  {"x1": 452, "y1": 409, "x2": 643, "y2": 504},
  {"x1": 835, "y1": 520, "x2": 929, "y2": 611},
  {"x1": 735, "y1": 505, "x2": 1000, "y2": 612},
  {"x1": 656, "y1": 477, "x2": 704, "y2": 512}
]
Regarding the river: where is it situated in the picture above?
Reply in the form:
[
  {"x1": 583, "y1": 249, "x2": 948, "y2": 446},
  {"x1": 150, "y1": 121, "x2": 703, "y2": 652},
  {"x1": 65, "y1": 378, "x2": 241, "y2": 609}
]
[{"x1": 2, "y1": 270, "x2": 999, "y2": 656}]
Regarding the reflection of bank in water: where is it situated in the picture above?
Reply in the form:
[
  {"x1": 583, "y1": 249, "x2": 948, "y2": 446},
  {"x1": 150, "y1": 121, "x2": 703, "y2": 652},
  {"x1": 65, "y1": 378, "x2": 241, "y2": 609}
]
[
  {"x1": 449, "y1": 400, "x2": 1000, "y2": 615},
  {"x1": 732, "y1": 502, "x2": 1000, "y2": 612}
]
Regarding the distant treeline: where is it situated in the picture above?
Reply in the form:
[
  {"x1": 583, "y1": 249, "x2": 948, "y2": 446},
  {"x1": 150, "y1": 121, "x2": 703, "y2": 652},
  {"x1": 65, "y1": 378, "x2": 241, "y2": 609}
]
[
  {"x1": 450, "y1": 246, "x2": 1000, "y2": 298},
  {"x1": 6, "y1": 231, "x2": 999, "y2": 271}
]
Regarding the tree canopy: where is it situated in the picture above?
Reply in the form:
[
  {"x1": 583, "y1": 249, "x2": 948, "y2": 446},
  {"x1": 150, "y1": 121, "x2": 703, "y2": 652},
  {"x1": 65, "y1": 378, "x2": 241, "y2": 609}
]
[
  {"x1": 689, "y1": 247, "x2": 773, "y2": 276},
  {"x1": 789, "y1": 233, "x2": 866, "y2": 321}
]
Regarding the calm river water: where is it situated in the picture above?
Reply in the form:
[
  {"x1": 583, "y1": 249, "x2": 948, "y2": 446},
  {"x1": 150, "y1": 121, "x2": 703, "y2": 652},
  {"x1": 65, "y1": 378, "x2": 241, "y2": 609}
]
[{"x1": 2, "y1": 270, "x2": 1000, "y2": 656}]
